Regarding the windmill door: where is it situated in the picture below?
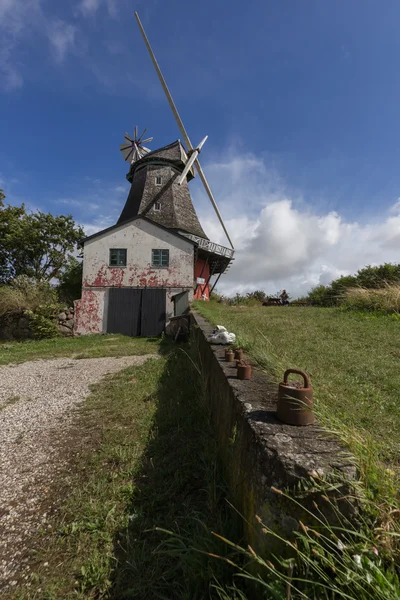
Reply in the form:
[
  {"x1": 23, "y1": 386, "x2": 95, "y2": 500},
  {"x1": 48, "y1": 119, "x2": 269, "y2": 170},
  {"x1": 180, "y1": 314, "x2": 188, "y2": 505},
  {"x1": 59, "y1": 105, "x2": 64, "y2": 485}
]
[{"x1": 107, "y1": 288, "x2": 166, "y2": 337}]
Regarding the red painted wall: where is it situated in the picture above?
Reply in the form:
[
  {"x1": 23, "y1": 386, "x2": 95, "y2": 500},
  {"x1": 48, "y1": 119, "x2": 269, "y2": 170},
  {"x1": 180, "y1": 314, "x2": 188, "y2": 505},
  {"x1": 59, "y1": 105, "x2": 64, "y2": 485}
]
[
  {"x1": 74, "y1": 290, "x2": 105, "y2": 335},
  {"x1": 194, "y1": 257, "x2": 210, "y2": 300}
]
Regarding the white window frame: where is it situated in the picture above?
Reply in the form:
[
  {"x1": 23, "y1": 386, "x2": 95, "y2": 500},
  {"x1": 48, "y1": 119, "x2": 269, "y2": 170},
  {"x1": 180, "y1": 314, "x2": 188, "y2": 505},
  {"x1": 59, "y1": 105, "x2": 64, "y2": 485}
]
[
  {"x1": 155, "y1": 176, "x2": 162, "y2": 186},
  {"x1": 154, "y1": 201, "x2": 161, "y2": 211}
]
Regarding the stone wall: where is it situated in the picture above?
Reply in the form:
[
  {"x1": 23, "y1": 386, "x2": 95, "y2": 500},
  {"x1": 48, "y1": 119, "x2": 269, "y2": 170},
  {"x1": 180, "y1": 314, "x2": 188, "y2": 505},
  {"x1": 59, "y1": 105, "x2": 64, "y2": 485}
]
[
  {"x1": 0, "y1": 315, "x2": 33, "y2": 340},
  {"x1": 191, "y1": 311, "x2": 359, "y2": 555},
  {"x1": 57, "y1": 307, "x2": 75, "y2": 337},
  {"x1": 0, "y1": 307, "x2": 75, "y2": 340}
]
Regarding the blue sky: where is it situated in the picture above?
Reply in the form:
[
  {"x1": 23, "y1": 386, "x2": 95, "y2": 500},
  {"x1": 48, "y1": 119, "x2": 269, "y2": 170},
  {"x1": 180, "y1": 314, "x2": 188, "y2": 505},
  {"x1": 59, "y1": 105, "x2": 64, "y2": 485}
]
[{"x1": 2, "y1": 0, "x2": 400, "y2": 296}]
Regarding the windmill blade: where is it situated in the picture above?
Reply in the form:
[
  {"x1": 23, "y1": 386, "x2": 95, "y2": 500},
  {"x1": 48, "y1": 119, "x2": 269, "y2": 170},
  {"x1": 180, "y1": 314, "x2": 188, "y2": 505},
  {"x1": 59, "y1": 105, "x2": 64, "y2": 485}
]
[
  {"x1": 120, "y1": 146, "x2": 134, "y2": 161},
  {"x1": 121, "y1": 149, "x2": 132, "y2": 161},
  {"x1": 120, "y1": 128, "x2": 152, "y2": 164},
  {"x1": 137, "y1": 127, "x2": 147, "y2": 142},
  {"x1": 140, "y1": 137, "x2": 153, "y2": 144},
  {"x1": 197, "y1": 135, "x2": 208, "y2": 151},
  {"x1": 177, "y1": 135, "x2": 208, "y2": 185},
  {"x1": 120, "y1": 142, "x2": 133, "y2": 151},
  {"x1": 134, "y1": 11, "x2": 234, "y2": 250}
]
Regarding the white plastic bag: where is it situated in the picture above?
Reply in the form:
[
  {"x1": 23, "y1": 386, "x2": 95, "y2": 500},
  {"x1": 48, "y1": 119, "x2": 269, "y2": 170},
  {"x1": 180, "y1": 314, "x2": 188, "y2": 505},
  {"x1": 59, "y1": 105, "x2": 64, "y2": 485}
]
[{"x1": 208, "y1": 331, "x2": 236, "y2": 344}]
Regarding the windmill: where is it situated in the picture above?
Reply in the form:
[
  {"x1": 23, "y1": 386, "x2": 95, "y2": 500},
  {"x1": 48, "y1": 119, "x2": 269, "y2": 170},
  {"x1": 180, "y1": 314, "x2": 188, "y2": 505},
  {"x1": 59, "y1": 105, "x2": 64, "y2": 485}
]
[
  {"x1": 134, "y1": 12, "x2": 234, "y2": 251},
  {"x1": 120, "y1": 126, "x2": 153, "y2": 164}
]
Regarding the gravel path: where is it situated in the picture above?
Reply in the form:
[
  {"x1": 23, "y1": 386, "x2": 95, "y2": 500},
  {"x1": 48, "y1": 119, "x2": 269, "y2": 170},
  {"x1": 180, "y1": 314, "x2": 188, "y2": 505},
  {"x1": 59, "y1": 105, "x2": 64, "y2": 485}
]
[{"x1": 0, "y1": 354, "x2": 156, "y2": 592}]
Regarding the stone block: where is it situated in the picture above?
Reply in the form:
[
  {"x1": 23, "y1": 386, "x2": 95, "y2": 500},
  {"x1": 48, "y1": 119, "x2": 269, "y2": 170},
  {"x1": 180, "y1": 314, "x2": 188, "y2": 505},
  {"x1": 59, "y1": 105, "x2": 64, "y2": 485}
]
[{"x1": 58, "y1": 324, "x2": 73, "y2": 336}]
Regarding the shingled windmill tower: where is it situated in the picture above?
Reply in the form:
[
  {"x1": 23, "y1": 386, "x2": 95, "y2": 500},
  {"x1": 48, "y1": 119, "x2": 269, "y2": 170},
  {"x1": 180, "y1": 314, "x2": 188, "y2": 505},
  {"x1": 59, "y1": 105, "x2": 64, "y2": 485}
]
[
  {"x1": 119, "y1": 137, "x2": 208, "y2": 242},
  {"x1": 74, "y1": 14, "x2": 234, "y2": 337}
]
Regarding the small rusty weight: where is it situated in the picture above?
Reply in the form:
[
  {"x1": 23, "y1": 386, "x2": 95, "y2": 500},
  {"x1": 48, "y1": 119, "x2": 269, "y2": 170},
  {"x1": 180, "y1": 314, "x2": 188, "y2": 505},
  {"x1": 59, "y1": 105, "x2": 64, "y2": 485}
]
[
  {"x1": 237, "y1": 361, "x2": 252, "y2": 380},
  {"x1": 234, "y1": 348, "x2": 244, "y2": 361},
  {"x1": 225, "y1": 348, "x2": 234, "y2": 362},
  {"x1": 277, "y1": 369, "x2": 315, "y2": 426}
]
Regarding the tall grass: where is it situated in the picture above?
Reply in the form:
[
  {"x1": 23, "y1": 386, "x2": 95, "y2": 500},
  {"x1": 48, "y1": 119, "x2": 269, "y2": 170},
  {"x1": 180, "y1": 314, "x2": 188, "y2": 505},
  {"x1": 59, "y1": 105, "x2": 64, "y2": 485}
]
[
  {"x1": 158, "y1": 477, "x2": 400, "y2": 599},
  {"x1": 210, "y1": 486, "x2": 400, "y2": 600},
  {"x1": 0, "y1": 276, "x2": 56, "y2": 318},
  {"x1": 343, "y1": 285, "x2": 400, "y2": 313}
]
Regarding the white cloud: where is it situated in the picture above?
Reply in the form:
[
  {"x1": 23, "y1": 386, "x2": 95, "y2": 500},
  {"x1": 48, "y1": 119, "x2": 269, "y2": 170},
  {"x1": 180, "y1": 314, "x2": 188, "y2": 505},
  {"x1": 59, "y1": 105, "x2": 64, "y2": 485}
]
[
  {"x1": 193, "y1": 152, "x2": 400, "y2": 298},
  {"x1": 0, "y1": 0, "x2": 77, "y2": 89},
  {"x1": 57, "y1": 198, "x2": 100, "y2": 211},
  {"x1": 0, "y1": 0, "x2": 40, "y2": 89},
  {"x1": 47, "y1": 20, "x2": 76, "y2": 63},
  {"x1": 79, "y1": 0, "x2": 100, "y2": 15},
  {"x1": 78, "y1": 0, "x2": 119, "y2": 18},
  {"x1": 81, "y1": 214, "x2": 115, "y2": 237},
  {"x1": 0, "y1": 44, "x2": 23, "y2": 90}
]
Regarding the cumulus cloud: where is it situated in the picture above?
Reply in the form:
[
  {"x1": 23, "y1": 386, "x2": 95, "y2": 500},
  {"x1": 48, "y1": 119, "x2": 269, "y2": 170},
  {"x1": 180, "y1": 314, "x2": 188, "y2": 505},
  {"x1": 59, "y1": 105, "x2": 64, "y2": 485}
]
[{"x1": 193, "y1": 152, "x2": 400, "y2": 298}]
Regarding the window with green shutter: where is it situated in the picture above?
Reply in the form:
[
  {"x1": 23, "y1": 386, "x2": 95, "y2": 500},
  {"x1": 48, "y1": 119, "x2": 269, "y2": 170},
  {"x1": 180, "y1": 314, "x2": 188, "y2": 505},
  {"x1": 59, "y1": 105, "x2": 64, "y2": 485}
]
[
  {"x1": 151, "y1": 249, "x2": 169, "y2": 267},
  {"x1": 109, "y1": 249, "x2": 127, "y2": 266}
]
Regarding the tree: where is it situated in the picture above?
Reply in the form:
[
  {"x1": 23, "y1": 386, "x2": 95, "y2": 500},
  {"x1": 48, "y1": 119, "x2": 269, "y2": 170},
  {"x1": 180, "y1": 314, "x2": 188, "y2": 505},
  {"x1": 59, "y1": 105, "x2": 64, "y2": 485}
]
[
  {"x1": 57, "y1": 256, "x2": 83, "y2": 304},
  {"x1": 246, "y1": 290, "x2": 267, "y2": 303},
  {"x1": 0, "y1": 200, "x2": 84, "y2": 283},
  {"x1": 0, "y1": 189, "x2": 5, "y2": 201},
  {"x1": 356, "y1": 263, "x2": 400, "y2": 288}
]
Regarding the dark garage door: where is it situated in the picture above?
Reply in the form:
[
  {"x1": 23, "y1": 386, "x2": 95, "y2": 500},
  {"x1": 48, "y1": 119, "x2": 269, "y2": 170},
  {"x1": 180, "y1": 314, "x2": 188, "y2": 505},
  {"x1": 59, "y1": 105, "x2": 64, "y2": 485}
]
[{"x1": 107, "y1": 288, "x2": 166, "y2": 337}]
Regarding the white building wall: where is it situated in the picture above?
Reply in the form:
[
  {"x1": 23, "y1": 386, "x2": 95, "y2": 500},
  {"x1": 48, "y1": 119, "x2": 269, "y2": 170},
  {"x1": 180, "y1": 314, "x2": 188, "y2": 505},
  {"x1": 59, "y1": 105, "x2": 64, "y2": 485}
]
[
  {"x1": 82, "y1": 218, "x2": 194, "y2": 289},
  {"x1": 75, "y1": 219, "x2": 194, "y2": 335}
]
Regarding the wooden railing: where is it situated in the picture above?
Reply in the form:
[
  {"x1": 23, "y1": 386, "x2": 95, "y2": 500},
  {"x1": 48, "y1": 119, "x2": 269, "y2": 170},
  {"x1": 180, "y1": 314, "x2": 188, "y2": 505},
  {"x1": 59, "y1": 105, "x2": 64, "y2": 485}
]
[{"x1": 179, "y1": 232, "x2": 235, "y2": 259}]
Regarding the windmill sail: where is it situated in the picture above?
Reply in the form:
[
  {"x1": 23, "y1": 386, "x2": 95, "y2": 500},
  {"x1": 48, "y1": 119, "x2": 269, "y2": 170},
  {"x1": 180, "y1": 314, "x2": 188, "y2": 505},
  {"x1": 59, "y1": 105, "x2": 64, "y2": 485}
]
[
  {"x1": 120, "y1": 127, "x2": 153, "y2": 164},
  {"x1": 134, "y1": 11, "x2": 234, "y2": 250}
]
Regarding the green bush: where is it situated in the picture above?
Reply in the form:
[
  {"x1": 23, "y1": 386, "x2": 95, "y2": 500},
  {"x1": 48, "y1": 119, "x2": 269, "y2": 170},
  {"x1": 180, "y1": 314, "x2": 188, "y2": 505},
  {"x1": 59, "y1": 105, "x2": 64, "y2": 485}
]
[
  {"x1": 357, "y1": 264, "x2": 400, "y2": 288},
  {"x1": 0, "y1": 276, "x2": 62, "y2": 338},
  {"x1": 0, "y1": 276, "x2": 54, "y2": 317},
  {"x1": 24, "y1": 303, "x2": 61, "y2": 339},
  {"x1": 306, "y1": 264, "x2": 400, "y2": 307}
]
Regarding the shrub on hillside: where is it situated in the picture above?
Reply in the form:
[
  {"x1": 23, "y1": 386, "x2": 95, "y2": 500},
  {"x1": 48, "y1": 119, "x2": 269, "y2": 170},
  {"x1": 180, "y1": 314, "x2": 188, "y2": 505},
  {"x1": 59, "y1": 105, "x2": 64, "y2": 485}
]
[
  {"x1": 0, "y1": 276, "x2": 52, "y2": 317},
  {"x1": 246, "y1": 290, "x2": 267, "y2": 303},
  {"x1": 25, "y1": 303, "x2": 61, "y2": 338},
  {"x1": 0, "y1": 276, "x2": 62, "y2": 338},
  {"x1": 343, "y1": 285, "x2": 400, "y2": 313},
  {"x1": 356, "y1": 263, "x2": 400, "y2": 288},
  {"x1": 306, "y1": 264, "x2": 400, "y2": 307}
]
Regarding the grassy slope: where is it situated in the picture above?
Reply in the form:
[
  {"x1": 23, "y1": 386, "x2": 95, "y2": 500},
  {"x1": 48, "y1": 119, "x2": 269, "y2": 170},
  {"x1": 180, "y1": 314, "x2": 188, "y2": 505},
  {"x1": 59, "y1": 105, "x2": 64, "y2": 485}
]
[
  {"x1": 194, "y1": 302, "x2": 400, "y2": 494},
  {"x1": 8, "y1": 339, "x2": 240, "y2": 600},
  {"x1": 0, "y1": 334, "x2": 160, "y2": 365}
]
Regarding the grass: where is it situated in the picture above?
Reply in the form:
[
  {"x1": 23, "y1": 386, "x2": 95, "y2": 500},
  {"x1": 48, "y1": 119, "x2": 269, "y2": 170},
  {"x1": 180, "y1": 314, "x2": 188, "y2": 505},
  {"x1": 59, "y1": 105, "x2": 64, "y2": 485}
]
[
  {"x1": 194, "y1": 302, "x2": 400, "y2": 501},
  {"x1": 9, "y1": 340, "x2": 242, "y2": 600},
  {"x1": 211, "y1": 486, "x2": 400, "y2": 600},
  {"x1": 4, "y1": 318, "x2": 400, "y2": 598},
  {"x1": 0, "y1": 334, "x2": 160, "y2": 365}
]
